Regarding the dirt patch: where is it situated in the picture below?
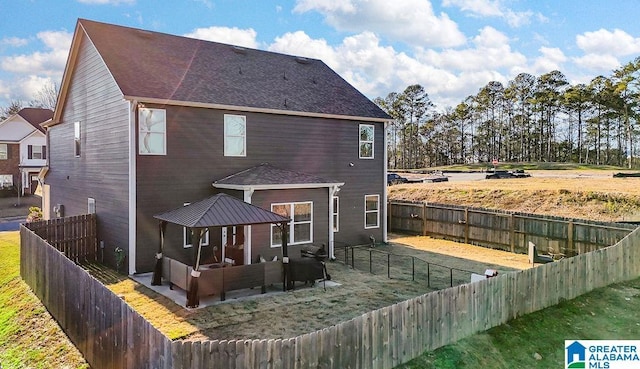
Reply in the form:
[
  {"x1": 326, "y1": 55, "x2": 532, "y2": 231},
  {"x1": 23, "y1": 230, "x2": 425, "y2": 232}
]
[{"x1": 388, "y1": 172, "x2": 640, "y2": 222}]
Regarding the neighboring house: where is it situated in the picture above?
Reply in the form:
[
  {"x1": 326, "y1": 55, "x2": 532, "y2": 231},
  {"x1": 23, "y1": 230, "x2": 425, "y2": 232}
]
[
  {"x1": 0, "y1": 108, "x2": 52, "y2": 195},
  {"x1": 43, "y1": 19, "x2": 390, "y2": 274}
]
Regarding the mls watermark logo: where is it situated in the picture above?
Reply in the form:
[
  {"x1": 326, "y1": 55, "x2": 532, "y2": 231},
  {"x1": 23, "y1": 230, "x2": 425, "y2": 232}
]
[{"x1": 565, "y1": 340, "x2": 640, "y2": 368}]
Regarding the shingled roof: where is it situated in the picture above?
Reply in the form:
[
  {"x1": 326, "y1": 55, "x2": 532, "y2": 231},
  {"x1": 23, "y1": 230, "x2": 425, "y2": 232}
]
[
  {"x1": 17, "y1": 108, "x2": 52, "y2": 133},
  {"x1": 59, "y1": 19, "x2": 389, "y2": 122},
  {"x1": 213, "y1": 163, "x2": 343, "y2": 190}
]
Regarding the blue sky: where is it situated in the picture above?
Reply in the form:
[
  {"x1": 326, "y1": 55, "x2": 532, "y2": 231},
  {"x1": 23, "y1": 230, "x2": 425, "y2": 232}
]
[{"x1": 1, "y1": 0, "x2": 640, "y2": 109}]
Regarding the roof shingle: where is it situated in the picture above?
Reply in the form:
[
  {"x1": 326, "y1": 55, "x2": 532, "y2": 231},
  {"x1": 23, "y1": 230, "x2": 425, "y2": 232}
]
[
  {"x1": 214, "y1": 163, "x2": 341, "y2": 187},
  {"x1": 78, "y1": 19, "x2": 390, "y2": 120},
  {"x1": 17, "y1": 108, "x2": 53, "y2": 132}
]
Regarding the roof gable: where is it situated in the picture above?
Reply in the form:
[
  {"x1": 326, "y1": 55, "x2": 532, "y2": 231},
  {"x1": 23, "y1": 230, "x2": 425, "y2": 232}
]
[
  {"x1": 17, "y1": 108, "x2": 53, "y2": 133},
  {"x1": 214, "y1": 163, "x2": 343, "y2": 189},
  {"x1": 0, "y1": 108, "x2": 51, "y2": 141},
  {"x1": 70, "y1": 19, "x2": 389, "y2": 121}
]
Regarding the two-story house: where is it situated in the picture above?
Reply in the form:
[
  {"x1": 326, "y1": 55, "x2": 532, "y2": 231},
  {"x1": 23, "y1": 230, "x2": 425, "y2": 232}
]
[
  {"x1": 0, "y1": 108, "x2": 52, "y2": 195},
  {"x1": 43, "y1": 19, "x2": 390, "y2": 275}
]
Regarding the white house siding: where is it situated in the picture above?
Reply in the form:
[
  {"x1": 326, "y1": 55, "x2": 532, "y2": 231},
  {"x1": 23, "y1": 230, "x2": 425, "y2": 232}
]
[{"x1": 47, "y1": 32, "x2": 130, "y2": 268}]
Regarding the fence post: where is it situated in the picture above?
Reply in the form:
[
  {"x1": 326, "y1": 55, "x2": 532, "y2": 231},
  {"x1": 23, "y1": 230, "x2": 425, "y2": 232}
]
[
  {"x1": 387, "y1": 253, "x2": 390, "y2": 279},
  {"x1": 422, "y1": 202, "x2": 427, "y2": 236},
  {"x1": 427, "y1": 263, "x2": 430, "y2": 288},
  {"x1": 510, "y1": 213, "x2": 515, "y2": 253},
  {"x1": 464, "y1": 208, "x2": 469, "y2": 244},
  {"x1": 450, "y1": 268, "x2": 453, "y2": 287},
  {"x1": 369, "y1": 249, "x2": 372, "y2": 274},
  {"x1": 412, "y1": 257, "x2": 415, "y2": 281},
  {"x1": 568, "y1": 221, "x2": 575, "y2": 255}
]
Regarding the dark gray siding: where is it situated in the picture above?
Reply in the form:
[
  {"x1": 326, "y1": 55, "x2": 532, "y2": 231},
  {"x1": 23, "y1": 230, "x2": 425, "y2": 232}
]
[
  {"x1": 136, "y1": 105, "x2": 384, "y2": 272},
  {"x1": 47, "y1": 34, "x2": 130, "y2": 268}
]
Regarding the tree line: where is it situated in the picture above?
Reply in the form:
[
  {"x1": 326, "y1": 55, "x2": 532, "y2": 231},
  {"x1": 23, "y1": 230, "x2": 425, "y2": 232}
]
[{"x1": 376, "y1": 57, "x2": 640, "y2": 169}]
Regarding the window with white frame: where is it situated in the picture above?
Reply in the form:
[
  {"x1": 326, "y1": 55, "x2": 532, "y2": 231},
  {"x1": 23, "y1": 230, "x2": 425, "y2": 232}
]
[
  {"x1": 88, "y1": 198, "x2": 96, "y2": 214},
  {"x1": 359, "y1": 124, "x2": 374, "y2": 159},
  {"x1": 74, "y1": 121, "x2": 81, "y2": 157},
  {"x1": 364, "y1": 194, "x2": 380, "y2": 229},
  {"x1": 271, "y1": 201, "x2": 312, "y2": 247},
  {"x1": 182, "y1": 203, "x2": 209, "y2": 248},
  {"x1": 0, "y1": 144, "x2": 7, "y2": 160},
  {"x1": 28, "y1": 145, "x2": 45, "y2": 160},
  {"x1": 224, "y1": 114, "x2": 246, "y2": 156},
  {"x1": 332, "y1": 196, "x2": 339, "y2": 232},
  {"x1": 0, "y1": 174, "x2": 13, "y2": 189},
  {"x1": 139, "y1": 108, "x2": 166, "y2": 155}
]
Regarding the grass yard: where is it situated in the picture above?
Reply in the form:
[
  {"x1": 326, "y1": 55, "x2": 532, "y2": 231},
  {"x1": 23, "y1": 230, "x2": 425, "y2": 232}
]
[
  {"x1": 398, "y1": 277, "x2": 640, "y2": 369},
  {"x1": 0, "y1": 231, "x2": 88, "y2": 369}
]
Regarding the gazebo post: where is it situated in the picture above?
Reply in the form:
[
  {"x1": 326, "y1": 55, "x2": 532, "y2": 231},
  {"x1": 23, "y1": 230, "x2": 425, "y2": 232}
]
[
  {"x1": 151, "y1": 221, "x2": 167, "y2": 285},
  {"x1": 281, "y1": 223, "x2": 290, "y2": 291},
  {"x1": 186, "y1": 227, "x2": 205, "y2": 308}
]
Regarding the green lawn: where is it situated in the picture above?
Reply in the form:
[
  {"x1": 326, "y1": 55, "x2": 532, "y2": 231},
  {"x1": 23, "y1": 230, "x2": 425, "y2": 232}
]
[
  {"x1": 397, "y1": 277, "x2": 640, "y2": 368},
  {"x1": 0, "y1": 231, "x2": 88, "y2": 369}
]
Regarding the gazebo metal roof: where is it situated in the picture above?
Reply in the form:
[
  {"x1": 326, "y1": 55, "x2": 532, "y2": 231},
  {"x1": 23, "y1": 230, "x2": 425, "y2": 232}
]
[{"x1": 154, "y1": 193, "x2": 289, "y2": 228}]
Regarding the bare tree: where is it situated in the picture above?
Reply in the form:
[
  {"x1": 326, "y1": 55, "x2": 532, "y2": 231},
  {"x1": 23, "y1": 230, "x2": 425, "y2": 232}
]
[
  {"x1": 29, "y1": 81, "x2": 58, "y2": 110},
  {"x1": 0, "y1": 100, "x2": 24, "y2": 120}
]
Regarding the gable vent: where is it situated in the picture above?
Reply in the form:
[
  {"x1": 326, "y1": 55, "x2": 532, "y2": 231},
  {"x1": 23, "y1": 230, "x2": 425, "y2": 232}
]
[
  {"x1": 295, "y1": 56, "x2": 311, "y2": 64},
  {"x1": 232, "y1": 46, "x2": 247, "y2": 54}
]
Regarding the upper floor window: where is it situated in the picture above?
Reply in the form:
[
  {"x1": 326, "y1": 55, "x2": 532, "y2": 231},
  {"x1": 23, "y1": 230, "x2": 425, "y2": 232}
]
[
  {"x1": 364, "y1": 194, "x2": 380, "y2": 229},
  {"x1": 359, "y1": 124, "x2": 374, "y2": 159},
  {"x1": 74, "y1": 121, "x2": 81, "y2": 157},
  {"x1": 88, "y1": 198, "x2": 96, "y2": 214},
  {"x1": 139, "y1": 108, "x2": 166, "y2": 155},
  {"x1": 28, "y1": 145, "x2": 46, "y2": 160},
  {"x1": 224, "y1": 114, "x2": 246, "y2": 157},
  {"x1": 0, "y1": 144, "x2": 7, "y2": 160}
]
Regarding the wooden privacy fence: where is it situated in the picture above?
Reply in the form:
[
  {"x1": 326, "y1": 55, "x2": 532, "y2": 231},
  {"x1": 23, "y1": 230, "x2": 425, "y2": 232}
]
[
  {"x1": 21, "y1": 219, "x2": 640, "y2": 369},
  {"x1": 20, "y1": 226, "x2": 172, "y2": 369},
  {"x1": 389, "y1": 201, "x2": 636, "y2": 256},
  {"x1": 25, "y1": 213, "x2": 98, "y2": 263}
]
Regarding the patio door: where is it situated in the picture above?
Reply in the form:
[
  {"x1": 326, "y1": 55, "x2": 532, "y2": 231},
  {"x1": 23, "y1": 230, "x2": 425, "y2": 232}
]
[{"x1": 222, "y1": 226, "x2": 245, "y2": 265}]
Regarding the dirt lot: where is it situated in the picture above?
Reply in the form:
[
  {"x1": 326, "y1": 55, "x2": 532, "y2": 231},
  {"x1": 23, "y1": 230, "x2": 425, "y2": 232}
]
[{"x1": 97, "y1": 234, "x2": 531, "y2": 342}]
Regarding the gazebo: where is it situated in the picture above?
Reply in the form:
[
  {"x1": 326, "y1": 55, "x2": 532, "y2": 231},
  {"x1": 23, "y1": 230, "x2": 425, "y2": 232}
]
[{"x1": 152, "y1": 193, "x2": 290, "y2": 307}]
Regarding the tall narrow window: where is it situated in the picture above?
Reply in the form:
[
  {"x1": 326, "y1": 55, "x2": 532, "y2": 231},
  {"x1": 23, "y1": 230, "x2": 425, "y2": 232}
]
[
  {"x1": 332, "y1": 196, "x2": 339, "y2": 232},
  {"x1": 74, "y1": 121, "x2": 81, "y2": 157},
  {"x1": 139, "y1": 108, "x2": 167, "y2": 155},
  {"x1": 87, "y1": 198, "x2": 96, "y2": 214},
  {"x1": 359, "y1": 124, "x2": 374, "y2": 159},
  {"x1": 271, "y1": 201, "x2": 312, "y2": 247},
  {"x1": 224, "y1": 114, "x2": 246, "y2": 156},
  {"x1": 0, "y1": 144, "x2": 7, "y2": 160},
  {"x1": 364, "y1": 194, "x2": 380, "y2": 229}
]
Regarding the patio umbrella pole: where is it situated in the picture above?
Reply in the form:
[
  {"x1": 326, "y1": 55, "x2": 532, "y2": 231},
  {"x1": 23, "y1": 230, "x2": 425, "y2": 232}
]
[
  {"x1": 187, "y1": 228, "x2": 204, "y2": 308},
  {"x1": 151, "y1": 221, "x2": 167, "y2": 285}
]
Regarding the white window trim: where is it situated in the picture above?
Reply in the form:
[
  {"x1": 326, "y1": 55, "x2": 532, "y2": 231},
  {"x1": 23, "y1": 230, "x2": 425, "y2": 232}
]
[
  {"x1": 270, "y1": 201, "x2": 313, "y2": 247},
  {"x1": 139, "y1": 108, "x2": 167, "y2": 155},
  {"x1": 359, "y1": 124, "x2": 375, "y2": 159},
  {"x1": 332, "y1": 196, "x2": 339, "y2": 232},
  {"x1": 74, "y1": 121, "x2": 81, "y2": 157},
  {"x1": 30, "y1": 145, "x2": 43, "y2": 160},
  {"x1": 364, "y1": 194, "x2": 380, "y2": 229},
  {"x1": 182, "y1": 202, "x2": 210, "y2": 248},
  {"x1": 87, "y1": 198, "x2": 96, "y2": 214},
  {"x1": 0, "y1": 144, "x2": 7, "y2": 160},
  {"x1": 224, "y1": 114, "x2": 247, "y2": 157}
]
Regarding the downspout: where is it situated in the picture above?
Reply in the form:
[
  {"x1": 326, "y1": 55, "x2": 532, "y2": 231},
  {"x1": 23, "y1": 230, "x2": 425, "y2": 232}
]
[
  {"x1": 383, "y1": 121, "x2": 389, "y2": 243},
  {"x1": 328, "y1": 184, "x2": 340, "y2": 260},
  {"x1": 128, "y1": 100, "x2": 137, "y2": 274},
  {"x1": 244, "y1": 187, "x2": 254, "y2": 264}
]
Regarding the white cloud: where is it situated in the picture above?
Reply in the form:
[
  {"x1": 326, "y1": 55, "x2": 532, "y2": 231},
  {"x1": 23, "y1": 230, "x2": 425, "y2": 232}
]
[
  {"x1": 443, "y1": 0, "x2": 544, "y2": 28},
  {"x1": 1, "y1": 31, "x2": 71, "y2": 76},
  {"x1": 1, "y1": 37, "x2": 29, "y2": 48},
  {"x1": 576, "y1": 28, "x2": 640, "y2": 56},
  {"x1": 573, "y1": 54, "x2": 621, "y2": 73},
  {"x1": 293, "y1": 0, "x2": 467, "y2": 48},
  {"x1": 183, "y1": 27, "x2": 258, "y2": 48},
  {"x1": 528, "y1": 47, "x2": 567, "y2": 75},
  {"x1": 76, "y1": 0, "x2": 135, "y2": 4},
  {"x1": 192, "y1": 0, "x2": 213, "y2": 9}
]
